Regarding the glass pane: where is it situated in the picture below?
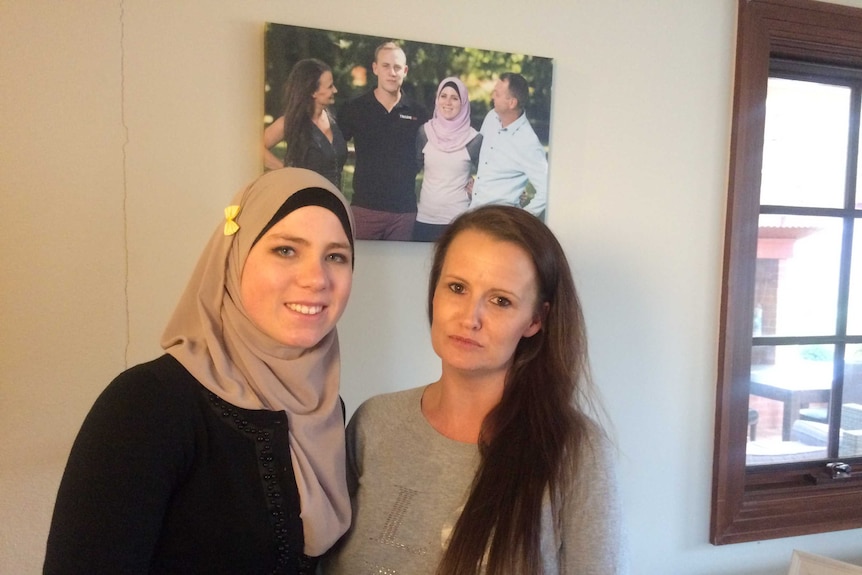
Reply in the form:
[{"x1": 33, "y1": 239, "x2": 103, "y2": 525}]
[
  {"x1": 760, "y1": 78, "x2": 850, "y2": 209},
  {"x1": 858, "y1": 101, "x2": 862, "y2": 208},
  {"x1": 754, "y1": 215, "x2": 842, "y2": 337},
  {"x1": 848, "y1": 219, "x2": 862, "y2": 336},
  {"x1": 840, "y1": 345, "x2": 862, "y2": 457},
  {"x1": 747, "y1": 345, "x2": 835, "y2": 466}
]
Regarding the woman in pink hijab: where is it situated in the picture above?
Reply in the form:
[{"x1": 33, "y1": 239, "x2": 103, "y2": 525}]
[{"x1": 413, "y1": 77, "x2": 483, "y2": 242}]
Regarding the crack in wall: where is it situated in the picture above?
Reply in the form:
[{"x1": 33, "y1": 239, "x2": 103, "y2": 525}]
[{"x1": 121, "y1": 0, "x2": 130, "y2": 368}]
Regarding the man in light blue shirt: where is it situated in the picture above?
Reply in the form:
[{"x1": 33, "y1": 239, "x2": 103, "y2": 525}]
[{"x1": 470, "y1": 72, "x2": 548, "y2": 218}]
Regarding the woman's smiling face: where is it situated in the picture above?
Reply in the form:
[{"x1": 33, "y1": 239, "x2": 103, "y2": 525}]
[
  {"x1": 240, "y1": 205, "x2": 353, "y2": 349},
  {"x1": 312, "y1": 70, "x2": 337, "y2": 109},
  {"x1": 437, "y1": 86, "x2": 462, "y2": 121}
]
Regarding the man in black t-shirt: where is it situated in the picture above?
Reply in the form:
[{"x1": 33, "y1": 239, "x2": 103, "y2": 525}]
[{"x1": 339, "y1": 41, "x2": 428, "y2": 241}]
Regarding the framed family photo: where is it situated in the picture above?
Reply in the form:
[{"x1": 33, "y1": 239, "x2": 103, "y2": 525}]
[{"x1": 263, "y1": 22, "x2": 554, "y2": 241}]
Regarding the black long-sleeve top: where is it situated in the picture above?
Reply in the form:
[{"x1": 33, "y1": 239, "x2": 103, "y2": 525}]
[{"x1": 44, "y1": 354, "x2": 316, "y2": 575}]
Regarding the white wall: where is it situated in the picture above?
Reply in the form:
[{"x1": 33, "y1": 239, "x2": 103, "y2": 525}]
[{"x1": 2, "y1": 1, "x2": 861, "y2": 573}]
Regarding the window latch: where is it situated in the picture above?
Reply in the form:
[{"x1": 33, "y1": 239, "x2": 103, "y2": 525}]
[{"x1": 827, "y1": 462, "x2": 852, "y2": 479}]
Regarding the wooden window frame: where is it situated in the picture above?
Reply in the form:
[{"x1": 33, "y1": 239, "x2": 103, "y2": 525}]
[{"x1": 711, "y1": 0, "x2": 862, "y2": 545}]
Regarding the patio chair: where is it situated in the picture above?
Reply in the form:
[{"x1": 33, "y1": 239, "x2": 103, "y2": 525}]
[
  {"x1": 798, "y1": 361, "x2": 862, "y2": 424},
  {"x1": 791, "y1": 403, "x2": 862, "y2": 457},
  {"x1": 748, "y1": 408, "x2": 759, "y2": 440}
]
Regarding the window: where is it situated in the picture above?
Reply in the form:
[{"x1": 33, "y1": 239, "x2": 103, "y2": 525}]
[{"x1": 711, "y1": 0, "x2": 862, "y2": 545}]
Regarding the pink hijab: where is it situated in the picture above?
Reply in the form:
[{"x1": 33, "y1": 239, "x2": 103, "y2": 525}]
[
  {"x1": 161, "y1": 168, "x2": 353, "y2": 556},
  {"x1": 424, "y1": 76, "x2": 478, "y2": 152}
]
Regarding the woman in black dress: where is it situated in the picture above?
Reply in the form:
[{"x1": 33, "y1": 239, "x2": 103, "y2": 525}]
[{"x1": 264, "y1": 59, "x2": 348, "y2": 189}]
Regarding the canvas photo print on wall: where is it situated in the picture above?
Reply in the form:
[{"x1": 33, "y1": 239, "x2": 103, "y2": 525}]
[{"x1": 263, "y1": 22, "x2": 554, "y2": 242}]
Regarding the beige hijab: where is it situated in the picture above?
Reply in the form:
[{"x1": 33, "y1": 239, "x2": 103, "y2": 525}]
[{"x1": 161, "y1": 168, "x2": 354, "y2": 556}]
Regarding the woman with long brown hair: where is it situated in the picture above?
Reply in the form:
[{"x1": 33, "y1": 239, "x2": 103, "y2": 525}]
[
  {"x1": 264, "y1": 59, "x2": 347, "y2": 188},
  {"x1": 323, "y1": 205, "x2": 624, "y2": 574}
]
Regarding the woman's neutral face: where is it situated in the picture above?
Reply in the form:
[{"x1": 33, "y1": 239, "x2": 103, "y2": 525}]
[
  {"x1": 312, "y1": 70, "x2": 337, "y2": 108},
  {"x1": 240, "y1": 205, "x2": 352, "y2": 349},
  {"x1": 430, "y1": 229, "x2": 542, "y2": 381},
  {"x1": 436, "y1": 86, "x2": 462, "y2": 121}
]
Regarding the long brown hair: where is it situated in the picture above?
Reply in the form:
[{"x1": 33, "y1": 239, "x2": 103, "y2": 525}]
[
  {"x1": 280, "y1": 58, "x2": 331, "y2": 168},
  {"x1": 428, "y1": 206, "x2": 594, "y2": 575}
]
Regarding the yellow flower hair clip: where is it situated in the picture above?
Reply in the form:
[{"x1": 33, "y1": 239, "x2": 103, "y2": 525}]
[{"x1": 224, "y1": 205, "x2": 241, "y2": 236}]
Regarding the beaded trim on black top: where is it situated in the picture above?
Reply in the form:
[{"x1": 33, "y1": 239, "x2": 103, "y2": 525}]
[{"x1": 205, "y1": 391, "x2": 318, "y2": 575}]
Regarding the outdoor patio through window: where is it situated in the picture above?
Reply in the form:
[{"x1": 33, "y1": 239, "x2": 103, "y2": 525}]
[{"x1": 745, "y1": 73, "x2": 862, "y2": 466}]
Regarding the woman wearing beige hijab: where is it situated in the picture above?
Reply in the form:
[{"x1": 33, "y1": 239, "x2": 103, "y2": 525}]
[{"x1": 45, "y1": 168, "x2": 355, "y2": 574}]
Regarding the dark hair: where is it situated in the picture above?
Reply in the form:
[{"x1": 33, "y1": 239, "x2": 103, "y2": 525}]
[
  {"x1": 280, "y1": 58, "x2": 331, "y2": 168},
  {"x1": 253, "y1": 187, "x2": 354, "y2": 262},
  {"x1": 500, "y1": 72, "x2": 530, "y2": 112},
  {"x1": 428, "y1": 206, "x2": 593, "y2": 575}
]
